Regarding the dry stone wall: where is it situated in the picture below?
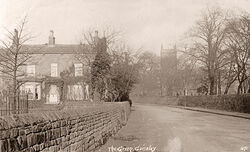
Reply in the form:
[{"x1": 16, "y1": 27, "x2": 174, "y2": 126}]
[{"x1": 0, "y1": 102, "x2": 130, "y2": 152}]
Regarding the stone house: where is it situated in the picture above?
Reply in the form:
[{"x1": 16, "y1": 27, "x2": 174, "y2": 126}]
[{"x1": 18, "y1": 30, "x2": 95, "y2": 104}]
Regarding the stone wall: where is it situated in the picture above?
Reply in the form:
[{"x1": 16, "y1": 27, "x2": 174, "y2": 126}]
[
  {"x1": 178, "y1": 94, "x2": 250, "y2": 113},
  {"x1": 0, "y1": 102, "x2": 130, "y2": 152}
]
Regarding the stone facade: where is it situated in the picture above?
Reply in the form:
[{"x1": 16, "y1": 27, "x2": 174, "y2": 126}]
[{"x1": 0, "y1": 102, "x2": 130, "y2": 152}]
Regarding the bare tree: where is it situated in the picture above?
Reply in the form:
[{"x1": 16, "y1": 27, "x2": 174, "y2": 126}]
[
  {"x1": 75, "y1": 28, "x2": 122, "y2": 73},
  {"x1": 226, "y1": 13, "x2": 250, "y2": 94},
  {"x1": 221, "y1": 55, "x2": 238, "y2": 94},
  {"x1": 176, "y1": 52, "x2": 204, "y2": 95},
  {"x1": 0, "y1": 17, "x2": 32, "y2": 112},
  {"x1": 186, "y1": 7, "x2": 228, "y2": 95},
  {"x1": 137, "y1": 51, "x2": 160, "y2": 96}
]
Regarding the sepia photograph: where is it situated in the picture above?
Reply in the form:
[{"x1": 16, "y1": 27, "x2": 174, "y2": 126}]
[{"x1": 0, "y1": 0, "x2": 250, "y2": 151}]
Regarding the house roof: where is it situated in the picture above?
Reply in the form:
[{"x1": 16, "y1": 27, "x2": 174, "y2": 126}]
[{"x1": 21, "y1": 44, "x2": 95, "y2": 54}]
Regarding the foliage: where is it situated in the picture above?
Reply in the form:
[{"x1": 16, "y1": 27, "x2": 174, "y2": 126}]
[
  {"x1": 178, "y1": 94, "x2": 250, "y2": 114},
  {"x1": 77, "y1": 30, "x2": 141, "y2": 102},
  {"x1": 107, "y1": 51, "x2": 140, "y2": 102},
  {"x1": 91, "y1": 37, "x2": 111, "y2": 100},
  {"x1": 60, "y1": 64, "x2": 90, "y2": 84}
]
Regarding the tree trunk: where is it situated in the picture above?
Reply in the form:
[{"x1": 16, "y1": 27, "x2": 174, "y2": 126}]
[
  {"x1": 224, "y1": 85, "x2": 230, "y2": 94},
  {"x1": 237, "y1": 82, "x2": 243, "y2": 94},
  {"x1": 217, "y1": 71, "x2": 221, "y2": 95},
  {"x1": 243, "y1": 78, "x2": 248, "y2": 93},
  {"x1": 160, "y1": 78, "x2": 163, "y2": 96},
  {"x1": 208, "y1": 35, "x2": 217, "y2": 95},
  {"x1": 237, "y1": 72, "x2": 248, "y2": 94},
  {"x1": 13, "y1": 71, "x2": 17, "y2": 114},
  {"x1": 208, "y1": 53, "x2": 216, "y2": 95},
  {"x1": 224, "y1": 80, "x2": 235, "y2": 94},
  {"x1": 209, "y1": 75, "x2": 216, "y2": 95}
]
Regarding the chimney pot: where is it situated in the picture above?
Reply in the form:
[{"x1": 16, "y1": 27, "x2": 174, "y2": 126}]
[
  {"x1": 48, "y1": 30, "x2": 55, "y2": 46},
  {"x1": 94, "y1": 30, "x2": 98, "y2": 37},
  {"x1": 93, "y1": 30, "x2": 100, "y2": 44},
  {"x1": 50, "y1": 30, "x2": 54, "y2": 36}
]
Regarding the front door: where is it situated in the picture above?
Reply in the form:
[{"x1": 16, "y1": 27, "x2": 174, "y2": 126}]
[{"x1": 49, "y1": 85, "x2": 59, "y2": 104}]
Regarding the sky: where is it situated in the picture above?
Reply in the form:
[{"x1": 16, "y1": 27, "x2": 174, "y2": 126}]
[{"x1": 0, "y1": 0, "x2": 250, "y2": 54}]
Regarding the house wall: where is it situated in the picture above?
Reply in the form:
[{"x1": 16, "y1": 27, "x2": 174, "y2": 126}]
[
  {"x1": 19, "y1": 53, "x2": 93, "y2": 102},
  {"x1": 24, "y1": 54, "x2": 80, "y2": 77}
]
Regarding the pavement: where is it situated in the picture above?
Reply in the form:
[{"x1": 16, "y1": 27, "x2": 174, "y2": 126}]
[{"x1": 97, "y1": 103, "x2": 250, "y2": 152}]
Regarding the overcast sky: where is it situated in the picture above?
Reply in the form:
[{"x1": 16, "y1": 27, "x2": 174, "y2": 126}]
[{"x1": 0, "y1": 0, "x2": 250, "y2": 54}]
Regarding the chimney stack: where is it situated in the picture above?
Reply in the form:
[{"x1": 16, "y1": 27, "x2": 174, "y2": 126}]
[
  {"x1": 93, "y1": 30, "x2": 99, "y2": 44},
  {"x1": 94, "y1": 30, "x2": 98, "y2": 37},
  {"x1": 48, "y1": 30, "x2": 55, "y2": 46}
]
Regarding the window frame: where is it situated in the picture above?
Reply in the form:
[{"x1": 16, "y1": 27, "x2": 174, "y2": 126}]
[
  {"x1": 74, "y1": 63, "x2": 83, "y2": 77},
  {"x1": 51, "y1": 63, "x2": 58, "y2": 77},
  {"x1": 26, "y1": 65, "x2": 36, "y2": 77}
]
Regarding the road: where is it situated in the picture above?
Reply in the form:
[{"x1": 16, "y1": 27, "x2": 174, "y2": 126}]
[{"x1": 98, "y1": 103, "x2": 250, "y2": 152}]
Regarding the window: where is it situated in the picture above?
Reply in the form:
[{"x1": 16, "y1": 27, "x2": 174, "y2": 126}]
[
  {"x1": 74, "y1": 63, "x2": 83, "y2": 76},
  {"x1": 22, "y1": 83, "x2": 41, "y2": 100},
  {"x1": 24, "y1": 84, "x2": 34, "y2": 100},
  {"x1": 51, "y1": 63, "x2": 58, "y2": 77},
  {"x1": 27, "y1": 65, "x2": 35, "y2": 76}
]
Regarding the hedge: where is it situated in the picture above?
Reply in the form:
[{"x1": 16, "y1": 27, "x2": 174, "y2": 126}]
[{"x1": 178, "y1": 94, "x2": 250, "y2": 114}]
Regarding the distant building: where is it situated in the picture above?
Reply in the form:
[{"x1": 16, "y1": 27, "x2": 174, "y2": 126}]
[
  {"x1": 160, "y1": 44, "x2": 178, "y2": 70},
  {"x1": 160, "y1": 45, "x2": 178, "y2": 96},
  {"x1": 17, "y1": 30, "x2": 97, "y2": 103}
]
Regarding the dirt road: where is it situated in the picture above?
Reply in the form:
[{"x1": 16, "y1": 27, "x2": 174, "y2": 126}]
[{"x1": 98, "y1": 103, "x2": 250, "y2": 152}]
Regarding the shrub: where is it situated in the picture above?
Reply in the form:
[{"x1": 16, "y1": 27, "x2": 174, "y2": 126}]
[{"x1": 178, "y1": 94, "x2": 250, "y2": 113}]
